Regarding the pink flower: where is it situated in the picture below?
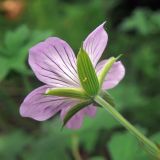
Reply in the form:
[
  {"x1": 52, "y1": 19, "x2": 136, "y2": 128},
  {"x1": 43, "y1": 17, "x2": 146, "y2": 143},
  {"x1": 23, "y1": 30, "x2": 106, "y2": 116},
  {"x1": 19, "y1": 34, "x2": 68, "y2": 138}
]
[{"x1": 20, "y1": 22, "x2": 125, "y2": 129}]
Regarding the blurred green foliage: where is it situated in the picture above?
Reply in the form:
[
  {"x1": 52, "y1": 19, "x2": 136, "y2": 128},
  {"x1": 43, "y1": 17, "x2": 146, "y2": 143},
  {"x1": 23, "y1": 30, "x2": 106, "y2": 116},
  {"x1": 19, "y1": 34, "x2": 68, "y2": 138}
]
[
  {"x1": 0, "y1": 0, "x2": 160, "y2": 159},
  {"x1": 0, "y1": 25, "x2": 52, "y2": 81},
  {"x1": 120, "y1": 8, "x2": 160, "y2": 35},
  {"x1": 108, "y1": 131, "x2": 148, "y2": 160}
]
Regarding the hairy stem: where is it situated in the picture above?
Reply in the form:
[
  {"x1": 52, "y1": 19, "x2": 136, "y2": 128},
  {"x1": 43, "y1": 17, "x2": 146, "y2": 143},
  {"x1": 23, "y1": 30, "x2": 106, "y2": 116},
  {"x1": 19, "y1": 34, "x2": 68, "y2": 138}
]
[{"x1": 94, "y1": 95, "x2": 160, "y2": 159}]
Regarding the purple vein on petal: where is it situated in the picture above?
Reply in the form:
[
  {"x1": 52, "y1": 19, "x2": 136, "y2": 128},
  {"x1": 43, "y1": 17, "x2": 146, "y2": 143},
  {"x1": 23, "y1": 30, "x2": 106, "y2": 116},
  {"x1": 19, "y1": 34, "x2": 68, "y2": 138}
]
[
  {"x1": 52, "y1": 45, "x2": 79, "y2": 82},
  {"x1": 40, "y1": 49, "x2": 79, "y2": 86},
  {"x1": 20, "y1": 85, "x2": 80, "y2": 121},
  {"x1": 45, "y1": 37, "x2": 79, "y2": 85},
  {"x1": 92, "y1": 38, "x2": 100, "y2": 63},
  {"x1": 43, "y1": 100, "x2": 69, "y2": 114},
  {"x1": 37, "y1": 71, "x2": 70, "y2": 86},
  {"x1": 35, "y1": 62, "x2": 73, "y2": 87},
  {"x1": 62, "y1": 45, "x2": 78, "y2": 75},
  {"x1": 38, "y1": 73, "x2": 71, "y2": 87},
  {"x1": 31, "y1": 97, "x2": 70, "y2": 106}
]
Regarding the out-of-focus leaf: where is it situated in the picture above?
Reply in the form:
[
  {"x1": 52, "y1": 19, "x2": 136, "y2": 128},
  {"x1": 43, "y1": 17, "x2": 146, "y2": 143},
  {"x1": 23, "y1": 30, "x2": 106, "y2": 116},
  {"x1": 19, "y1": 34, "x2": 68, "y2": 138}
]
[
  {"x1": 151, "y1": 132, "x2": 160, "y2": 146},
  {"x1": 4, "y1": 25, "x2": 29, "y2": 54},
  {"x1": 0, "y1": 25, "x2": 53, "y2": 80},
  {"x1": 0, "y1": 131, "x2": 31, "y2": 160},
  {"x1": 108, "y1": 131, "x2": 148, "y2": 160},
  {"x1": 30, "y1": 30, "x2": 53, "y2": 45},
  {"x1": 109, "y1": 84, "x2": 147, "y2": 110},
  {"x1": 132, "y1": 46, "x2": 157, "y2": 78},
  {"x1": 23, "y1": 128, "x2": 70, "y2": 160},
  {"x1": 90, "y1": 156, "x2": 105, "y2": 160},
  {"x1": 120, "y1": 8, "x2": 160, "y2": 35}
]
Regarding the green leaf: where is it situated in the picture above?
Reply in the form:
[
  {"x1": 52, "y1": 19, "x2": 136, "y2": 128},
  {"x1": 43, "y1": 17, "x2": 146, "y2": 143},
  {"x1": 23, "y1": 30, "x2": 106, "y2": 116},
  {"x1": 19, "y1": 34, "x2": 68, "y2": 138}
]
[
  {"x1": 63, "y1": 100, "x2": 92, "y2": 127},
  {"x1": 4, "y1": 25, "x2": 29, "y2": 53},
  {"x1": 77, "y1": 48, "x2": 99, "y2": 96},
  {"x1": 45, "y1": 87, "x2": 89, "y2": 99},
  {"x1": 108, "y1": 131, "x2": 148, "y2": 160}
]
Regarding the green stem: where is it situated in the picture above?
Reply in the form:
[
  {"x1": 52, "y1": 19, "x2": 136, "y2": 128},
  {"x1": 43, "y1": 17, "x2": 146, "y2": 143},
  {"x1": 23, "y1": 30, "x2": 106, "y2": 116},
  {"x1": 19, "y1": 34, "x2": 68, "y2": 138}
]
[
  {"x1": 71, "y1": 134, "x2": 82, "y2": 160},
  {"x1": 94, "y1": 95, "x2": 160, "y2": 159}
]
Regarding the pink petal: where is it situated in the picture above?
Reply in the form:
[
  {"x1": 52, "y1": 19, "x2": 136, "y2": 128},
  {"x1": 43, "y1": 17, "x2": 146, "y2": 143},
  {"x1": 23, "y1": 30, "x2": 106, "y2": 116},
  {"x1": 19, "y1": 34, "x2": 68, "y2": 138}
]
[
  {"x1": 83, "y1": 104, "x2": 97, "y2": 117},
  {"x1": 60, "y1": 106, "x2": 84, "y2": 129},
  {"x1": 20, "y1": 85, "x2": 75, "y2": 121},
  {"x1": 60, "y1": 104, "x2": 97, "y2": 129},
  {"x1": 29, "y1": 37, "x2": 80, "y2": 88},
  {"x1": 96, "y1": 60, "x2": 125, "y2": 90},
  {"x1": 83, "y1": 22, "x2": 108, "y2": 67}
]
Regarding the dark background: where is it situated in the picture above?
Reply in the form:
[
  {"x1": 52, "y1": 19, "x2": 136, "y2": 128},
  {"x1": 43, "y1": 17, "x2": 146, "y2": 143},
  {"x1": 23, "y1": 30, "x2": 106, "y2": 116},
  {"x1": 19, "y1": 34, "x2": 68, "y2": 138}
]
[{"x1": 0, "y1": 0, "x2": 160, "y2": 159}]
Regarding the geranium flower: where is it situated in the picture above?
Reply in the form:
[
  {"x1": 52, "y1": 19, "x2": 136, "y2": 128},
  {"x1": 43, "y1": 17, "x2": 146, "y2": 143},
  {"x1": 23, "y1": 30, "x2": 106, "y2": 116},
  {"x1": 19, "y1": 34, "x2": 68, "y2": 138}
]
[{"x1": 20, "y1": 22, "x2": 125, "y2": 129}]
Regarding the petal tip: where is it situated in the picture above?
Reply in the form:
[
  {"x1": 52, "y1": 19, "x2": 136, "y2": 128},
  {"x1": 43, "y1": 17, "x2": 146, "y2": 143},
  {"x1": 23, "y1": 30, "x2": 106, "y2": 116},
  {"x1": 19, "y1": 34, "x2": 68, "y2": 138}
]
[
  {"x1": 98, "y1": 21, "x2": 107, "y2": 31},
  {"x1": 83, "y1": 21, "x2": 108, "y2": 66},
  {"x1": 101, "y1": 21, "x2": 106, "y2": 27}
]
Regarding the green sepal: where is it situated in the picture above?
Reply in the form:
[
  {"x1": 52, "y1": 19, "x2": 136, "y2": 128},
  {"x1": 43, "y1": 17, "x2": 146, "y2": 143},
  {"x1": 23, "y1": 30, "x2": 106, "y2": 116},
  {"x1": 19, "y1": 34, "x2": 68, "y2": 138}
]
[
  {"x1": 98, "y1": 54, "x2": 123, "y2": 88},
  {"x1": 99, "y1": 90, "x2": 115, "y2": 107},
  {"x1": 62, "y1": 100, "x2": 92, "y2": 128},
  {"x1": 98, "y1": 57, "x2": 116, "y2": 87},
  {"x1": 116, "y1": 54, "x2": 123, "y2": 60},
  {"x1": 45, "y1": 88, "x2": 89, "y2": 99},
  {"x1": 77, "y1": 48, "x2": 99, "y2": 96}
]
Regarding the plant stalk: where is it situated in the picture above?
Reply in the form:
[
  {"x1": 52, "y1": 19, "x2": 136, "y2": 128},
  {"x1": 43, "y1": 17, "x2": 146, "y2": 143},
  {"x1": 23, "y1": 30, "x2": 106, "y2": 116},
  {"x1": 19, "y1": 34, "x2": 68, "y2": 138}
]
[
  {"x1": 94, "y1": 95, "x2": 160, "y2": 159},
  {"x1": 71, "y1": 134, "x2": 82, "y2": 160}
]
